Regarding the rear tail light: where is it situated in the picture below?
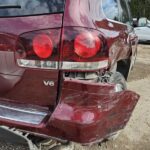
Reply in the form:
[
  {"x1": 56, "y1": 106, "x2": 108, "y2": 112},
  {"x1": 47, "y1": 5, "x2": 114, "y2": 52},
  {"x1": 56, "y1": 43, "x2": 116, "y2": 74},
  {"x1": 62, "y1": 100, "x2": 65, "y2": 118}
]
[
  {"x1": 60, "y1": 27, "x2": 108, "y2": 71},
  {"x1": 16, "y1": 29, "x2": 61, "y2": 69},
  {"x1": 33, "y1": 34, "x2": 53, "y2": 59},
  {"x1": 16, "y1": 27, "x2": 108, "y2": 71},
  {"x1": 74, "y1": 32, "x2": 101, "y2": 58}
]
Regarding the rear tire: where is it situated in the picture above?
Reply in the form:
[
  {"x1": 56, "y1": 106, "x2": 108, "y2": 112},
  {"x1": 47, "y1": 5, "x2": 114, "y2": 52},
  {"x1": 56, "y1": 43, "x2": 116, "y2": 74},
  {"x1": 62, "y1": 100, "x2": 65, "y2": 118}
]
[{"x1": 117, "y1": 59, "x2": 131, "y2": 80}]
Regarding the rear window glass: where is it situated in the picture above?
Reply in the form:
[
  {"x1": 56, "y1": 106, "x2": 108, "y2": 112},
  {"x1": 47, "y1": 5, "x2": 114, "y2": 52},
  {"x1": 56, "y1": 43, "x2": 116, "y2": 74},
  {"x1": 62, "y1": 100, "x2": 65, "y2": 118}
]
[
  {"x1": 102, "y1": 0, "x2": 119, "y2": 21},
  {"x1": 0, "y1": 0, "x2": 65, "y2": 17}
]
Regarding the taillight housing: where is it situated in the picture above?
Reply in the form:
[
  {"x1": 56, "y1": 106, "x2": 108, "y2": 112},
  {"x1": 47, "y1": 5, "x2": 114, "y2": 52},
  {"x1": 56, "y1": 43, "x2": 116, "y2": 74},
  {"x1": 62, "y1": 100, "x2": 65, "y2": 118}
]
[
  {"x1": 16, "y1": 27, "x2": 108, "y2": 71},
  {"x1": 0, "y1": 34, "x2": 16, "y2": 51},
  {"x1": 16, "y1": 29, "x2": 61, "y2": 69},
  {"x1": 60, "y1": 27, "x2": 108, "y2": 71}
]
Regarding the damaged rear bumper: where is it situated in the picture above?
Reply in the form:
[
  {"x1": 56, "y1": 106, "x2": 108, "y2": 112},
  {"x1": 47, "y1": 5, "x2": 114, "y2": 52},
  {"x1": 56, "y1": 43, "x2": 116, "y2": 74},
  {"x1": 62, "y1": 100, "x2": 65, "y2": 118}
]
[
  {"x1": 0, "y1": 78, "x2": 139, "y2": 145},
  {"x1": 49, "y1": 79, "x2": 140, "y2": 144}
]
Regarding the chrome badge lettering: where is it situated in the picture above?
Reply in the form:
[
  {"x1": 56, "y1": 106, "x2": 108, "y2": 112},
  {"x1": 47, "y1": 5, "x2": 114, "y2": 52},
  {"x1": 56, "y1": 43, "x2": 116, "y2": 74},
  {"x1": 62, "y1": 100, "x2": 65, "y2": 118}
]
[{"x1": 43, "y1": 80, "x2": 55, "y2": 87}]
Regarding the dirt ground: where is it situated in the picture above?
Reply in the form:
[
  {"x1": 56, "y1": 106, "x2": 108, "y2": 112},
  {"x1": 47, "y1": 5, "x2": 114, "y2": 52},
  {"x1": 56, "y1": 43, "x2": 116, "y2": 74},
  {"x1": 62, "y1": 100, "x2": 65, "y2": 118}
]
[{"x1": 0, "y1": 45, "x2": 150, "y2": 150}]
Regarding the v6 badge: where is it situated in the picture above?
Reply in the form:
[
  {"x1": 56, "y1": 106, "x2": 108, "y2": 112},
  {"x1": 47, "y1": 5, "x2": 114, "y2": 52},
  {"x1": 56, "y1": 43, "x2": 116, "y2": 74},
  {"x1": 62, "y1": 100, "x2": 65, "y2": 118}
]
[{"x1": 43, "y1": 80, "x2": 55, "y2": 87}]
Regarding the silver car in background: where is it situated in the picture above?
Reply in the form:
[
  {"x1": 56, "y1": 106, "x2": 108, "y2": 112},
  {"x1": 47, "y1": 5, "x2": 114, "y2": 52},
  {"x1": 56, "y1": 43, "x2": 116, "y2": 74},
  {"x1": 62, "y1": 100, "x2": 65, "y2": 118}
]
[{"x1": 134, "y1": 17, "x2": 150, "y2": 43}]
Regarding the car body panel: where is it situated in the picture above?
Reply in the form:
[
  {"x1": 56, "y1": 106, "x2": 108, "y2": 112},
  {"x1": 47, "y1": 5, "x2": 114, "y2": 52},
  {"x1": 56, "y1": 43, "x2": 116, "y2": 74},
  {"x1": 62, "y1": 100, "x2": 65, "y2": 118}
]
[
  {"x1": 0, "y1": 14, "x2": 63, "y2": 107},
  {"x1": 0, "y1": 14, "x2": 63, "y2": 35}
]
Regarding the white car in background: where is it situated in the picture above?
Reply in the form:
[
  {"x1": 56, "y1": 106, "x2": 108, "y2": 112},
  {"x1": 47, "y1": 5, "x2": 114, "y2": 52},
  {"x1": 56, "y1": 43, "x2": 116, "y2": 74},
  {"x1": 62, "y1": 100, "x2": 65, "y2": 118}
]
[{"x1": 134, "y1": 17, "x2": 150, "y2": 43}]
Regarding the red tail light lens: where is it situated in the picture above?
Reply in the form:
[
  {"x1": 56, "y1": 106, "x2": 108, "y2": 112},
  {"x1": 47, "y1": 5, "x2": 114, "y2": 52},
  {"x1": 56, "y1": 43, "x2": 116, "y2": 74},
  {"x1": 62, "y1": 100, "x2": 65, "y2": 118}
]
[
  {"x1": 33, "y1": 34, "x2": 53, "y2": 59},
  {"x1": 74, "y1": 33, "x2": 101, "y2": 58},
  {"x1": 61, "y1": 27, "x2": 108, "y2": 62}
]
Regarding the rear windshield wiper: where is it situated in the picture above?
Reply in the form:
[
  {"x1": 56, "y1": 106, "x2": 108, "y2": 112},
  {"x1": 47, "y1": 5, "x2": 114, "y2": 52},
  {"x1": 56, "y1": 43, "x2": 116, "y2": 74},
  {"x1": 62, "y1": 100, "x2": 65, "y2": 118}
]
[{"x1": 0, "y1": 5, "x2": 21, "y2": 9}]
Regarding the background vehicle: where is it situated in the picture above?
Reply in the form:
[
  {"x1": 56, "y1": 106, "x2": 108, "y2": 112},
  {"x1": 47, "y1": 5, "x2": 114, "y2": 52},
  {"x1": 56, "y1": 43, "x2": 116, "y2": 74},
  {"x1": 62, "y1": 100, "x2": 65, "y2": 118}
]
[
  {"x1": 134, "y1": 17, "x2": 150, "y2": 43},
  {"x1": 0, "y1": 0, "x2": 139, "y2": 148}
]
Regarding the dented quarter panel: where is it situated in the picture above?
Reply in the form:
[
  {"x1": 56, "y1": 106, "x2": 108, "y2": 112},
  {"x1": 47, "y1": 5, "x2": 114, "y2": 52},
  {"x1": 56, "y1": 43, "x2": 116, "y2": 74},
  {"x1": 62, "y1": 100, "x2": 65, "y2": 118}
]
[{"x1": 64, "y1": 0, "x2": 137, "y2": 70}]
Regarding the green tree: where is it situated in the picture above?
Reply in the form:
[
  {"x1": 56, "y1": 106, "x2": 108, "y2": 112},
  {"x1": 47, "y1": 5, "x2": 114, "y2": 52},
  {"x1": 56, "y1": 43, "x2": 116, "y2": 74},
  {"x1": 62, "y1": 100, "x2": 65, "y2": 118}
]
[{"x1": 129, "y1": 0, "x2": 150, "y2": 19}]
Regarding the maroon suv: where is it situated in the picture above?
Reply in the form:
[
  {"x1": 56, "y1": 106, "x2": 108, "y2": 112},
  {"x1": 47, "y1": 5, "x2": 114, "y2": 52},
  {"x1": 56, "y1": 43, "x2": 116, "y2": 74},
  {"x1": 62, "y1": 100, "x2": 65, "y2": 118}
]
[{"x1": 0, "y1": 0, "x2": 139, "y2": 145}]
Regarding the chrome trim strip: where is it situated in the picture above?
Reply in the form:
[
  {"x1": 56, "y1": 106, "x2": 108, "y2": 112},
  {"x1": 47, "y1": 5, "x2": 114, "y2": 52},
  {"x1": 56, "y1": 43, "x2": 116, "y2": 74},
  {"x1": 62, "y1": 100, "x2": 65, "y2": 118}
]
[
  {"x1": 17, "y1": 59, "x2": 108, "y2": 70},
  {"x1": 17, "y1": 59, "x2": 58, "y2": 70},
  {"x1": 0, "y1": 103, "x2": 48, "y2": 125},
  {"x1": 61, "y1": 60, "x2": 108, "y2": 70},
  {"x1": 0, "y1": 104, "x2": 47, "y2": 116}
]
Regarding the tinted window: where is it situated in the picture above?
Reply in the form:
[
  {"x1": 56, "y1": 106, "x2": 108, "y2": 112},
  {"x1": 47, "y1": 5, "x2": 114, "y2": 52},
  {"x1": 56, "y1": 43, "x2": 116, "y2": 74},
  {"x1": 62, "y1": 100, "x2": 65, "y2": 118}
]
[
  {"x1": 102, "y1": 0, "x2": 119, "y2": 21},
  {"x1": 0, "y1": 0, "x2": 65, "y2": 17},
  {"x1": 119, "y1": 0, "x2": 130, "y2": 24}
]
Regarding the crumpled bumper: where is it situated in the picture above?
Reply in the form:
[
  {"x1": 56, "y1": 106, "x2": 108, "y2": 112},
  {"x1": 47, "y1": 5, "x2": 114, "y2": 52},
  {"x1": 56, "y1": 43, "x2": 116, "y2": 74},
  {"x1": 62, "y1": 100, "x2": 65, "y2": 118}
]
[{"x1": 49, "y1": 79, "x2": 140, "y2": 144}]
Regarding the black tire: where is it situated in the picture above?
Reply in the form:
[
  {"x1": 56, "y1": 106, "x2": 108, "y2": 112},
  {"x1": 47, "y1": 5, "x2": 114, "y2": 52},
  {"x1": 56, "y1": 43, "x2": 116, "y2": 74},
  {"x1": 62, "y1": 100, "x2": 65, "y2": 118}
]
[{"x1": 117, "y1": 59, "x2": 131, "y2": 80}]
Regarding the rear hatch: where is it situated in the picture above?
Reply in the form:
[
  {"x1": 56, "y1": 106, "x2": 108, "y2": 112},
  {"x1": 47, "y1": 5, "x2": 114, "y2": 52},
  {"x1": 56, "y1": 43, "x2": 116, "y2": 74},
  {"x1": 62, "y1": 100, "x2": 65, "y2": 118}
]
[{"x1": 0, "y1": 0, "x2": 65, "y2": 108}]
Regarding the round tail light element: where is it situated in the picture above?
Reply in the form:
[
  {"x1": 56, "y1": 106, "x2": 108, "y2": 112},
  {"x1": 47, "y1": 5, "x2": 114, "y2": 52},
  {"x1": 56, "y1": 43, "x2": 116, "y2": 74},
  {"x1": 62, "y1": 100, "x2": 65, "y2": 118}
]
[
  {"x1": 33, "y1": 34, "x2": 53, "y2": 59},
  {"x1": 74, "y1": 32, "x2": 101, "y2": 58}
]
